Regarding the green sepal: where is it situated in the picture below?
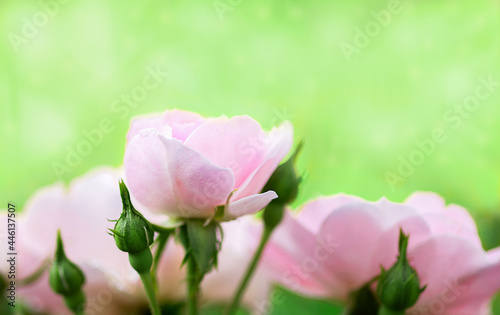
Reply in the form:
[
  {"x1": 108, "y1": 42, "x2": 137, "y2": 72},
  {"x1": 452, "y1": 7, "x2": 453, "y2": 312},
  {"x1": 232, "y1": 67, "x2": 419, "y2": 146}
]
[
  {"x1": 211, "y1": 189, "x2": 236, "y2": 221},
  {"x1": 187, "y1": 219, "x2": 219, "y2": 274},
  {"x1": 178, "y1": 219, "x2": 221, "y2": 285},
  {"x1": 108, "y1": 228, "x2": 123, "y2": 238}
]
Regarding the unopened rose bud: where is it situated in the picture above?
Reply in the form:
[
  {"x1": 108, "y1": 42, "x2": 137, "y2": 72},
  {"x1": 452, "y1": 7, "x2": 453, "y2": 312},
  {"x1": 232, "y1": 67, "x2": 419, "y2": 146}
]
[
  {"x1": 109, "y1": 180, "x2": 155, "y2": 273},
  {"x1": 262, "y1": 142, "x2": 303, "y2": 229},
  {"x1": 377, "y1": 230, "x2": 426, "y2": 312},
  {"x1": 110, "y1": 180, "x2": 154, "y2": 253},
  {"x1": 262, "y1": 141, "x2": 302, "y2": 206},
  {"x1": 49, "y1": 230, "x2": 86, "y2": 314}
]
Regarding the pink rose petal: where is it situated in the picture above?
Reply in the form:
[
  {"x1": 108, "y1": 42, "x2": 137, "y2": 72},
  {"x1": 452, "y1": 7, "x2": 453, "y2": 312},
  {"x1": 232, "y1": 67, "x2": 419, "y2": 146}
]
[
  {"x1": 125, "y1": 129, "x2": 235, "y2": 217},
  {"x1": 224, "y1": 190, "x2": 278, "y2": 221}
]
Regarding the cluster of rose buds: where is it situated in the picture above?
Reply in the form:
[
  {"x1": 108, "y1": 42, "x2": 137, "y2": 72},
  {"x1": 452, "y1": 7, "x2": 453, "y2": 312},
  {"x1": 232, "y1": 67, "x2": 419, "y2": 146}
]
[{"x1": 1, "y1": 110, "x2": 500, "y2": 315}]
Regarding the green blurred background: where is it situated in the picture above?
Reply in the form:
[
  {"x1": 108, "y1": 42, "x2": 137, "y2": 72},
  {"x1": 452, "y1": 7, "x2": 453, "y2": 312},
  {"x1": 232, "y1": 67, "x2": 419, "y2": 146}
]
[{"x1": 1, "y1": 0, "x2": 500, "y2": 313}]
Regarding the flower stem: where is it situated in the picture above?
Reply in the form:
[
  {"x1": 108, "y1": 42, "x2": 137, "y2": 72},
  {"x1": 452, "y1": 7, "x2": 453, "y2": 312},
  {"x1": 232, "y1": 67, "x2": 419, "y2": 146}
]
[
  {"x1": 152, "y1": 223, "x2": 175, "y2": 234},
  {"x1": 152, "y1": 231, "x2": 170, "y2": 289},
  {"x1": 226, "y1": 226, "x2": 273, "y2": 315},
  {"x1": 378, "y1": 305, "x2": 405, "y2": 315},
  {"x1": 19, "y1": 258, "x2": 50, "y2": 286},
  {"x1": 139, "y1": 272, "x2": 161, "y2": 315},
  {"x1": 187, "y1": 257, "x2": 199, "y2": 315}
]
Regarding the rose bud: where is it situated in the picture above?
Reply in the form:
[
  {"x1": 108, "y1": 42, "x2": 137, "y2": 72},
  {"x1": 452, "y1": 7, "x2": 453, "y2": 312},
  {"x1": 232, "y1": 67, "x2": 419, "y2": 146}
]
[
  {"x1": 48, "y1": 230, "x2": 86, "y2": 314},
  {"x1": 261, "y1": 142, "x2": 302, "y2": 230},
  {"x1": 109, "y1": 180, "x2": 155, "y2": 273},
  {"x1": 376, "y1": 229, "x2": 426, "y2": 313}
]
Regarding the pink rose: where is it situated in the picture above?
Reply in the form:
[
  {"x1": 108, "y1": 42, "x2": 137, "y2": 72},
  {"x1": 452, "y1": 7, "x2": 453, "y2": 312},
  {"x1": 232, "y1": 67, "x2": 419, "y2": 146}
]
[
  {"x1": 124, "y1": 110, "x2": 293, "y2": 220},
  {"x1": 262, "y1": 193, "x2": 500, "y2": 315},
  {"x1": 0, "y1": 167, "x2": 185, "y2": 315}
]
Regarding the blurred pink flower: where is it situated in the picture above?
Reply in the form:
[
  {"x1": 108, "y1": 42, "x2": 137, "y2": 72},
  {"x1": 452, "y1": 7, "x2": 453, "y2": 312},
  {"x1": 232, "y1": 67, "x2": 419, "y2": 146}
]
[
  {"x1": 0, "y1": 167, "x2": 185, "y2": 315},
  {"x1": 124, "y1": 110, "x2": 293, "y2": 220},
  {"x1": 201, "y1": 217, "x2": 272, "y2": 310},
  {"x1": 262, "y1": 192, "x2": 500, "y2": 315}
]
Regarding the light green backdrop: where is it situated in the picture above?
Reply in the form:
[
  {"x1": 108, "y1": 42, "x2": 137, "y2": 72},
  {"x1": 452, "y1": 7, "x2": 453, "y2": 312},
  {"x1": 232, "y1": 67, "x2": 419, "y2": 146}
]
[{"x1": 1, "y1": 0, "x2": 499, "y2": 312}]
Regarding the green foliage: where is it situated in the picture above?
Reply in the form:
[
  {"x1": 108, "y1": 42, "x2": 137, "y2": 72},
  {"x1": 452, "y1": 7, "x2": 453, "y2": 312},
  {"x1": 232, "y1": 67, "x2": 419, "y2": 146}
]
[
  {"x1": 198, "y1": 287, "x2": 345, "y2": 315},
  {"x1": 178, "y1": 218, "x2": 220, "y2": 297},
  {"x1": 200, "y1": 305, "x2": 249, "y2": 315},
  {"x1": 492, "y1": 294, "x2": 500, "y2": 314},
  {"x1": 267, "y1": 287, "x2": 344, "y2": 315},
  {"x1": 185, "y1": 219, "x2": 220, "y2": 276}
]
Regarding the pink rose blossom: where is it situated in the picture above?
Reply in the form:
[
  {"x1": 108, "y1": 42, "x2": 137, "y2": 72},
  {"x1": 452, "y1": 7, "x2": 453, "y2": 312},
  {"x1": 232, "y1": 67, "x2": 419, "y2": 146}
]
[
  {"x1": 262, "y1": 192, "x2": 500, "y2": 315},
  {"x1": 0, "y1": 167, "x2": 185, "y2": 315},
  {"x1": 124, "y1": 110, "x2": 293, "y2": 220}
]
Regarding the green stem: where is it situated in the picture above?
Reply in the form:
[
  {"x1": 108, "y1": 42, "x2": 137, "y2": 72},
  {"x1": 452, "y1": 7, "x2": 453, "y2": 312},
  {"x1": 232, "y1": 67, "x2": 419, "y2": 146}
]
[
  {"x1": 378, "y1": 305, "x2": 405, "y2": 315},
  {"x1": 139, "y1": 272, "x2": 162, "y2": 315},
  {"x1": 187, "y1": 257, "x2": 199, "y2": 315},
  {"x1": 19, "y1": 258, "x2": 50, "y2": 286},
  {"x1": 152, "y1": 231, "x2": 170, "y2": 289},
  {"x1": 152, "y1": 223, "x2": 175, "y2": 234},
  {"x1": 226, "y1": 227, "x2": 273, "y2": 315}
]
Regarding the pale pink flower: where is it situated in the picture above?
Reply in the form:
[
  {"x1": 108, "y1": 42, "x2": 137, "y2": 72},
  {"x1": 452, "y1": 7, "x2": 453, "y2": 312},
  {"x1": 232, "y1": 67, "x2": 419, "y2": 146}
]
[
  {"x1": 0, "y1": 167, "x2": 185, "y2": 315},
  {"x1": 124, "y1": 110, "x2": 293, "y2": 220},
  {"x1": 262, "y1": 193, "x2": 500, "y2": 315}
]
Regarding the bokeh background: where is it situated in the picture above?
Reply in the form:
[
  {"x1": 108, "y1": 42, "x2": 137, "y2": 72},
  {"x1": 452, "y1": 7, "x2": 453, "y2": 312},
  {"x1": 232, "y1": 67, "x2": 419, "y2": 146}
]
[{"x1": 1, "y1": 0, "x2": 500, "y2": 313}]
